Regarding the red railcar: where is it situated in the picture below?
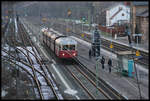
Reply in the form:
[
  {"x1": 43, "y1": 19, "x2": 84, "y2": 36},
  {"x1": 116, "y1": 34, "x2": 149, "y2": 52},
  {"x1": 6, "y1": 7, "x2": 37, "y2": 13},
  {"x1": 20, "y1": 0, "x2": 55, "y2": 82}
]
[{"x1": 41, "y1": 28, "x2": 77, "y2": 59}]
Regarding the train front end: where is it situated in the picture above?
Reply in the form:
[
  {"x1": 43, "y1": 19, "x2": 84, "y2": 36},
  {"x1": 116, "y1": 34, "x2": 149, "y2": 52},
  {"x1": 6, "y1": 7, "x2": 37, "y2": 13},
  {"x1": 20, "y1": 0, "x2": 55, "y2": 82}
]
[{"x1": 56, "y1": 37, "x2": 77, "y2": 59}]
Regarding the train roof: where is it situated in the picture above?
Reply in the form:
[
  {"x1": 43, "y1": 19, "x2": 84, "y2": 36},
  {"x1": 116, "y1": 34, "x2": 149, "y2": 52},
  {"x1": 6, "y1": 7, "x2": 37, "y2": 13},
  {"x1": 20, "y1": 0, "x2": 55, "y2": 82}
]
[
  {"x1": 41, "y1": 27, "x2": 48, "y2": 32},
  {"x1": 50, "y1": 28, "x2": 62, "y2": 35},
  {"x1": 56, "y1": 37, "x2": 77, "y2": 45}
]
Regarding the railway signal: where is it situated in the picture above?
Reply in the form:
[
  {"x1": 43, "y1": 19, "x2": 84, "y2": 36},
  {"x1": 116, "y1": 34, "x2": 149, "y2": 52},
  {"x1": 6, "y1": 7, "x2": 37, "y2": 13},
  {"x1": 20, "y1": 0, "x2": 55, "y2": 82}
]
[{"x1": 92, "y1": 28, "x2": 101, "y2": 57}]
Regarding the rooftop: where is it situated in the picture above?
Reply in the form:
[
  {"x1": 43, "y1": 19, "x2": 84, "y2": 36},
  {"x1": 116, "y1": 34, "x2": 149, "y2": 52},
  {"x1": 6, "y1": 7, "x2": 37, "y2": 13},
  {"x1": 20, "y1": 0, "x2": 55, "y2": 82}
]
[
  {"x1": 136, "y1": 9, "x2": 149, "y2": 17},
  {"x1": 133, "y1": 1, "x2": 148, "y2": 6}
]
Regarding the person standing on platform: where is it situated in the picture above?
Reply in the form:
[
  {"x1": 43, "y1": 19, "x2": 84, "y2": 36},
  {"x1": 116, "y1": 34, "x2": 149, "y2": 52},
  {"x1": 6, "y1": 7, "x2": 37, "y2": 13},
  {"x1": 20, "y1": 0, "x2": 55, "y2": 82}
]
[
  {"x1": 108, "y1": 58, "x2": 112, "y2": 73},
  {"x1": 101, "y1": 56, "x2": 105, "y2": 69}
]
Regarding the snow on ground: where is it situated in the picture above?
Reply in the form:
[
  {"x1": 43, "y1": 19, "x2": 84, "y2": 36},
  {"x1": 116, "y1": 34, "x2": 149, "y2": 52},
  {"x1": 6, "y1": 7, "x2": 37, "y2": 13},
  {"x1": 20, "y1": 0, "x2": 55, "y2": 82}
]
[
  {"x1": 15, "y1": 46, "x2": 56, "y2": 99},
  {"x1": 14, "y1": 18, "x2": 18, "y2": 33}
]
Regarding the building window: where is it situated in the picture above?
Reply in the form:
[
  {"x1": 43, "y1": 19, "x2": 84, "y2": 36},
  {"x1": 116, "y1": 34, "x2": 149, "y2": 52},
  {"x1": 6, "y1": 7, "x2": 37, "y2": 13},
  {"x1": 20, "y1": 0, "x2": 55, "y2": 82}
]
[{"x1": 122, "y1": 13, "x2": 124, "y2": 16}]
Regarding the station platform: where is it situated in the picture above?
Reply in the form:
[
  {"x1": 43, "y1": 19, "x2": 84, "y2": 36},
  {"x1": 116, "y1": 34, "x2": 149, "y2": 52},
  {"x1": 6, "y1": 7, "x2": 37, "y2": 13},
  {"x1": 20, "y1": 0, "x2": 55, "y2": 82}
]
[
  {"x1": 101, "y1": 35, "x2": 149, "y2": 53},
  {"x1": 76, "y1": 37, "x2": 149, "y2": 99}
]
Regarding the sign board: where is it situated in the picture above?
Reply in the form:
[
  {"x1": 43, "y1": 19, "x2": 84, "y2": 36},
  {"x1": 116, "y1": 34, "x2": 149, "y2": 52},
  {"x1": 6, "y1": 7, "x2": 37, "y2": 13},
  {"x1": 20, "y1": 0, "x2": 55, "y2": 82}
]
[
  {"x1": 135, "y1": 50, "x2": 140, "y2": 56},
  {"x1": 110, "y1": 43, "x2": 113, "y2": 48},
  {"x1": 81, "y1": 33, "x2": 84, "y2": 37},
  {"x1": 132, "y1": 34, "x2": 142, "y2": 36},
  {"x1": 117, "y1": 51, "x2": 135, "y2": 55}
]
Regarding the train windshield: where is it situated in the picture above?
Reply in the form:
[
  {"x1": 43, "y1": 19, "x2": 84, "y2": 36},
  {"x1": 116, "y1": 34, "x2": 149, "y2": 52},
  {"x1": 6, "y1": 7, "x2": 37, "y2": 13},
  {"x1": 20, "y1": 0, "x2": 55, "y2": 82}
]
[{"x1": 63, "y1": 45, "x2": 75, "y2": 50}]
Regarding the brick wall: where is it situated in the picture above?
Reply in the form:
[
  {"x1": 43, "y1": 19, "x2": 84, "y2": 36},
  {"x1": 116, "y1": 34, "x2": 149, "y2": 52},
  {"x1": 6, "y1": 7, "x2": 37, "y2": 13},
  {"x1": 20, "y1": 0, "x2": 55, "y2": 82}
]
[
  {"x1": 136, "y1": 16, "x2": 149, "y2": 43},
  {"x1": 98, "y1": 25, "x2": 125, "y2": 37},
  {"x1": 140, "y1": 17, "x2": 149, "y2": 43}
]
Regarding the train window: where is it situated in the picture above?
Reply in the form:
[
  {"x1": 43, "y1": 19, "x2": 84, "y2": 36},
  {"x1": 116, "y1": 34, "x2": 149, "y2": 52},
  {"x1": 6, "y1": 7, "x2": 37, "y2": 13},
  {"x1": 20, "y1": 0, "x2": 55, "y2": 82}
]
[
  {"x1": 59, "y1": 45, "x2": 61, "y2": 50},
  {"x1": 69, "y1": 45, "x2": 75, "y2": 50},
  {"x1": 63, "y1": 45, "x2": 75, "y2": 50},
  {"x1": 63, "y1": 45, "x2": 68, "y2": 50}
]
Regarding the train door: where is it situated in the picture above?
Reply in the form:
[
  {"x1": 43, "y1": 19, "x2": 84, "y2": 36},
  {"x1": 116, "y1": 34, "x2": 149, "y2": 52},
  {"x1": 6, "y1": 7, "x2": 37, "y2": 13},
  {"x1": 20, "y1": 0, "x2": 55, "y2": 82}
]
[{"x1": 58, "y1": 45, "x2": 61, "y2": 56}]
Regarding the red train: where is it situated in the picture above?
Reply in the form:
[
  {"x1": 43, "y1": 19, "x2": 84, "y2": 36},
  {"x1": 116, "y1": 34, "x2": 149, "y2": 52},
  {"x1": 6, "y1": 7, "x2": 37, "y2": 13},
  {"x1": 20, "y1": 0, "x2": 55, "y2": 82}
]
[{"x1": 41, "y1": 28, "x2": 78, "y2": 58}]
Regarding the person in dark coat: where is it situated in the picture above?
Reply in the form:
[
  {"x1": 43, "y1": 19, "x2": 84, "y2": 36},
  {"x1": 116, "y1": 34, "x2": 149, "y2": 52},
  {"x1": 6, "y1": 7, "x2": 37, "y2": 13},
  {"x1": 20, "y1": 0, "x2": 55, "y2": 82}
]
[
  {"x1": 101, "y1": 56, "x2": 105, "y2": 69},
  {"x1": 89, "y1": 49, "x2": 92, "y2": 59},
  {"x1": 108, "y1": 59, "x2": 112, "y2": 73}
]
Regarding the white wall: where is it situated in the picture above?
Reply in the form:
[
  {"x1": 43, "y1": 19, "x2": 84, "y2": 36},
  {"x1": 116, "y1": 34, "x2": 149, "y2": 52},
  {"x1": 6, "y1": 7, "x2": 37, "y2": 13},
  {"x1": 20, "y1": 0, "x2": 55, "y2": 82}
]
[{"x1": 106, "y1": 4, "x2": 130, "y2": 26}]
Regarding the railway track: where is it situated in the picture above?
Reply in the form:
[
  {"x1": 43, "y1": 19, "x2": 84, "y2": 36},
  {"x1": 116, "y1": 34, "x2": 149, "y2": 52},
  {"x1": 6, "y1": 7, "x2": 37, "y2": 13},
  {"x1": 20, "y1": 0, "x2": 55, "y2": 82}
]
[
  {"x1": 64, "y1": 63, "x2": 122, "y2": 99},
  {"x1": 18, "y1": 21, "x2": 63, "y2": 99},
  {"x1": 72, "y1": 57, "x2": 125, "y2": 99},
  {"x1": 40, "y1": 36, "x2": 125, "y2": 99},
  {"x1": 2, "y1": 19, "x2": 63, "y2": 99},
  {"x1": 18, "y1": 21, "x2": 44, "y2": 99}
]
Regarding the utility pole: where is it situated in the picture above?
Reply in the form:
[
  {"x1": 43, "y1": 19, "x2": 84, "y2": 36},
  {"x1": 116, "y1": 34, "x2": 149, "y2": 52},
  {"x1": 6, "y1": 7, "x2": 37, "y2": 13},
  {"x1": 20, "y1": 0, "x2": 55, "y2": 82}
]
[
  {"x1": 92, "y1": 27, "x2": 101, "y2": 97},
  {"x1": 129, "y1": 2, "x2": 142, "y2": 99}
]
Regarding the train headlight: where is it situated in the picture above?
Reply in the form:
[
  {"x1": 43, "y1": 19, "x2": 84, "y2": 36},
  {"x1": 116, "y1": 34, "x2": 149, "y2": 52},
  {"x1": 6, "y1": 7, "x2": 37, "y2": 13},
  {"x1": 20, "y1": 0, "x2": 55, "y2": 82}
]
[
  {"x1": 73, "y1": 53, "x2": 76, "y2": 56},
  {"x1": 62, "y1": 53, "x2": 65, "y2": 56}
]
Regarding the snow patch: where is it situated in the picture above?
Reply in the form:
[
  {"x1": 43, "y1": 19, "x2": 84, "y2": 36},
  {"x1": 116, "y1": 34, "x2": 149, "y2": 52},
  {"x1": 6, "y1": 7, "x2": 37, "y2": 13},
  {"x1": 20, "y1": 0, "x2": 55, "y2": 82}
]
[{"x1": 64, "y1": 89, "x2": 77, "y2": 95}]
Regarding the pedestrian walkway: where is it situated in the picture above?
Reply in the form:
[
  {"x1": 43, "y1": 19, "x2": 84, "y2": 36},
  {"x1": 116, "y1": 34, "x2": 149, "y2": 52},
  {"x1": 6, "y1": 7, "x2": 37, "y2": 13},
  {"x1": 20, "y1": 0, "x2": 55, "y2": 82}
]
[
  {"x1": 74, "y1": 36, "x2": 148, "y2": 99},
  {"x1": 77, "y1": 53, "x2": 149, "y2": 99}
]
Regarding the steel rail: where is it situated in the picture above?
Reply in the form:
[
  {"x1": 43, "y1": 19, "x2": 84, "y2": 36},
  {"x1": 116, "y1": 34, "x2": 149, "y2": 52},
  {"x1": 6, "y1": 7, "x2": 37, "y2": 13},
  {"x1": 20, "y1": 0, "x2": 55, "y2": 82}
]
[
  {"x1": 65, "y1": 66, "x2": 96, "y2": 99},
  {"x1": 17, "y1": 22, "x2": 44, "y2": 99},
  {"x1": 19, "y1": 22, "x2": 61, "y2": 99},
  {"x1": 74, "y1": 63, "x2": 123, "y2": 99},
  {"x1": 2, "y1": 49, "x2": 45, "y2": 79},
  {"x1": 12, "y1": 37, "x2": 60, "y2": 99},
  {"x1": 73, "y1": 65, "x2": 115, "y2": 99}
]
